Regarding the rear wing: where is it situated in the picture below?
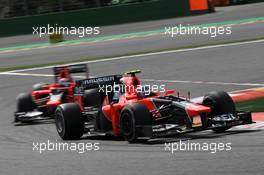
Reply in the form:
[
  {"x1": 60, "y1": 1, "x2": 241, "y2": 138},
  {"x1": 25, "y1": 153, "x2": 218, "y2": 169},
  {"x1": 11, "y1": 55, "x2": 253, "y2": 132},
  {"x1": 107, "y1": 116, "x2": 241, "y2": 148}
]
[
  {"x1": 53, "y1": 64, "x2": 89, "y2": 82},
  {"x1": 74, "y1": 75, "x2": 122, "y2": 95}
]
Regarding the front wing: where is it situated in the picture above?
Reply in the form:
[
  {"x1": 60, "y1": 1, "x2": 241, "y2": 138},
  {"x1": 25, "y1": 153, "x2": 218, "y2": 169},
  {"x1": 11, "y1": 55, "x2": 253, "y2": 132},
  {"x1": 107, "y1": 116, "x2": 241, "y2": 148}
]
[{"x1": 136, "y1": 112, "x2": 253, "y2": 138}]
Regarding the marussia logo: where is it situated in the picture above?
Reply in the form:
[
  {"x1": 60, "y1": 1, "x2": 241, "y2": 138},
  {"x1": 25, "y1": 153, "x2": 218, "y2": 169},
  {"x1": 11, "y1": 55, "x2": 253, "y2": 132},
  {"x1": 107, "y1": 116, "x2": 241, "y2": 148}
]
[{"x1": 82, "y1": 76, "x2": 115, "y2": 85}]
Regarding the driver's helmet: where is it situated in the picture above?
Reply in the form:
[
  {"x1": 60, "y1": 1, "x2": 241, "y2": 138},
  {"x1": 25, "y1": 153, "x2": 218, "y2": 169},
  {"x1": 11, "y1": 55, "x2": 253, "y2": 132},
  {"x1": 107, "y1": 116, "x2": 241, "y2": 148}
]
[{"x1": 58, "y1": 78, "x2": 70, "y2": 87}]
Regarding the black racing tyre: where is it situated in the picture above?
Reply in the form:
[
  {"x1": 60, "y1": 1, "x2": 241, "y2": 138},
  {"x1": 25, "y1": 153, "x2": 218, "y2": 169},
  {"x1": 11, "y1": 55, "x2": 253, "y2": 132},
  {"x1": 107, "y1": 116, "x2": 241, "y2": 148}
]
[
  {"x1": 55, "y1": 103, "x2": 84, "y2": 140},
  {"x1": 203, "y1": 91, "x2": 235, "y2": 133},
  {"x1": 98, "y1": 111, "x2": 113, "y2": 132},
  {"x1": 17, "y1": 93, "x2": 36, "y2": 112},
  {"x1": 83, "y1": 88, "x2": 103, "y2": 107},
  {"x1": 83, "y1": 88, "x2": 112, "y2": 131},
  {"x1": 32, "y1": 83, "x2": 47, "y2": 91},
  {"x1": 120, "y1": 103, "x2": 152, "y2": 143},
  {"x1": 15, "y1": 93, "x2": 36, "y2": 122}
]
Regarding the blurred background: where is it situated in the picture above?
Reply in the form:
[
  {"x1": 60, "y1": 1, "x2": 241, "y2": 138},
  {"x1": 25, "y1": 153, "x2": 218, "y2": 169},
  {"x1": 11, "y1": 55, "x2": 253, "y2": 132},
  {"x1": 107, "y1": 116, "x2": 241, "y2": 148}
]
[
  {"x1": 0, "y1": 0, "x2": 153, "y2": 18},
  {"x1": 0, "y1": 0, "x2": 255, "y2": 19}
]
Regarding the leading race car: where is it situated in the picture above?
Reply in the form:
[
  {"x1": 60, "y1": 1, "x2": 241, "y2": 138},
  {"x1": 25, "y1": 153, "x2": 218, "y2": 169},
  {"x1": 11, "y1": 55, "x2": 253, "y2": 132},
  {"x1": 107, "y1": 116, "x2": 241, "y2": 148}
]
[
  {"x1": 14, "y1": 64, "x2": 89, "y2": 123},
  {"x1": 54, "y1": 70, "x2": 253, "y2": 143}
]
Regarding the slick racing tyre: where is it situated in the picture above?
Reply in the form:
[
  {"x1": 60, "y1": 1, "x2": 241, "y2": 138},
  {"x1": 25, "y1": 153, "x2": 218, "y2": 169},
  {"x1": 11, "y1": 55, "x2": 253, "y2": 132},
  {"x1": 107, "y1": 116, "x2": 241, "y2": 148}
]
[
  {"x1": 17, "y1": 93, "x2": 36, "y2": 112},
  {"x1": 83, "y1": 88, "x2": 103, "y2": 107},
  {"x1": 15, "y1": 93, "x2": 37, "y2": 122},
  {"x1": 120, "y1": 103, "x2": 152, "y2": 143},
  {"x1": 203, "y1": 91, "x2": 236, "y2": 133},
  {"x1": 83, "y1": 89, "x2": 112, "y2": 131},
  {"x1": 55, "y1": 103, "x2": 84, "y2": 140}
]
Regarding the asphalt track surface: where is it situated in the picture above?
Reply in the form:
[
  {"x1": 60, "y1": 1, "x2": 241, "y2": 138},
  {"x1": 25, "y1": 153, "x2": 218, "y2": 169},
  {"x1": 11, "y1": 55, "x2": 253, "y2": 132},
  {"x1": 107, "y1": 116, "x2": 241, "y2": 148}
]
[
  {"x1": 0, "y1": 3, "x2": 264, "y2": 175},
  {"x1": 1, "y1": 38, "x2": 264, "y2": 175}
]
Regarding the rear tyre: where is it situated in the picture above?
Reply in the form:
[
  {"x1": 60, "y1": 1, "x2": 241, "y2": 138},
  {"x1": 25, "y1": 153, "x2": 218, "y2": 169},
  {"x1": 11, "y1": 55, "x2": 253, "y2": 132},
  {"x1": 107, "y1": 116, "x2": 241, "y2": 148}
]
[
  {"x1": 83, "y1": 88, "x2": 103, "y2": 107},
  {"x1": 120, "y1": 103, "x2": 152, "y2": 143},
  {"x1": 55, "y1": 103, "x2": 84, "y2": 140},
  {"x1": 203, "y1": 91, "x2": 235, "y2": 133},
  {"x1": 83, "y1": 89, "x2": 112, "y2": 131}
]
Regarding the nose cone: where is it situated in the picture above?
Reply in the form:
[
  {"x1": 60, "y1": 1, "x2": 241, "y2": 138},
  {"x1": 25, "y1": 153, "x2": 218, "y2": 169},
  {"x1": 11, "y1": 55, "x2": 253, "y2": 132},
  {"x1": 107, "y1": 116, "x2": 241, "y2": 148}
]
[
  {"x1": 46, "y1": 99, "x2": 61, "y2": 107},
  {"x1": 186, "y1": 103, "x2": 211, "y2": 117}
]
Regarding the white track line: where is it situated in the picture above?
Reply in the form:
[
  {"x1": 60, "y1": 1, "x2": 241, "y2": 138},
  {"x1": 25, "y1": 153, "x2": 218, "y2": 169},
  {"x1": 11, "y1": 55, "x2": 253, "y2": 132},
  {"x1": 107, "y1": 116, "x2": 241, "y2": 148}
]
[
  {"x1": 142, "y1": 79, "x2": 264, "y2": 86},
  {"x1": 232, "y1": 121, "x2": 264, "y2": 130},
  {"x1": 0, "y1": 72, "x2": 85, "y2": 78},
  {"x1": 0, "y1": 72, "x2": 54, "y2": 77},
  {"x1": 1, "y1": 72, "x2": 263, "y2": 87},
  {"x1": 1, "y1": 38, "x2": 264, "y2": 74}
]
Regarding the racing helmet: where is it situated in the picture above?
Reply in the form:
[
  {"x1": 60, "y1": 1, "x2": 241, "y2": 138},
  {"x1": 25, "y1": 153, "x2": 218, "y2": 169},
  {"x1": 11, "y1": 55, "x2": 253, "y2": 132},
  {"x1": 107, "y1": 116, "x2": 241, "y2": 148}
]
[{"x1": 58, "y1": 78, "x2": 70, "y2": 87}]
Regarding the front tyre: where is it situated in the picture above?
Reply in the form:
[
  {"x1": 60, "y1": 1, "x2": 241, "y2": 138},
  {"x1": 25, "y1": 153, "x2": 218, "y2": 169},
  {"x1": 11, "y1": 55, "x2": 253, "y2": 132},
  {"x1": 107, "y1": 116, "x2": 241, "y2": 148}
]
[
  {"x1": 120, "y1": 103, "x2": 152, "y2": 143},
  {"x1": 55, "y1": 103, "x2": 84, "y2": 140},
  {"x1": 17, "y1": 93, "x2": 36, "y2": 112},
  {"x1": 203, "y1": 91, "x2": 235, "y2": 133},
  {"x1": 15, "y1": 93, "x2": 36, "y2": 122}
]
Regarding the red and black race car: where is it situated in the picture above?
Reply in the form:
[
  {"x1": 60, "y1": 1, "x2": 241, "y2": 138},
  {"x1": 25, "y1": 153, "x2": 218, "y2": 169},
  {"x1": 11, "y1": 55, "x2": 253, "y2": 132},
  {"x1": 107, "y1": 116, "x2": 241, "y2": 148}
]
[
  {"x1": 54, "y1": 70, "x2": 253, "y2": 142},
  {"x1": 14, "y1": 64, "x2": 89, "y2": 123}
]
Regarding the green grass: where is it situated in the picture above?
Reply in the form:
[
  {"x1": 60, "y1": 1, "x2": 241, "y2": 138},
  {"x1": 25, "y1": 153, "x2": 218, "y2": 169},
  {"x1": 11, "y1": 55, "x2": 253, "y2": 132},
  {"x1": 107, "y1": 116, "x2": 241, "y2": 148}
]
[{"x1": 236, "y1": 97, "x2": 264, "y2": 112}]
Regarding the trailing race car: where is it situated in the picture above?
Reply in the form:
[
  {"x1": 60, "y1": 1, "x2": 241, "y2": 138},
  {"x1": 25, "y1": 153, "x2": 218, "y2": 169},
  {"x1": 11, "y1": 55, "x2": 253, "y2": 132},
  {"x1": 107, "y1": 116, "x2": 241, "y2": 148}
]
[
  {"x1": 14, "y1": 64, "x2": 89, "y2": 123},
  {"x1": 54, "y1": 70, "x2": 253, "y2": 142}
]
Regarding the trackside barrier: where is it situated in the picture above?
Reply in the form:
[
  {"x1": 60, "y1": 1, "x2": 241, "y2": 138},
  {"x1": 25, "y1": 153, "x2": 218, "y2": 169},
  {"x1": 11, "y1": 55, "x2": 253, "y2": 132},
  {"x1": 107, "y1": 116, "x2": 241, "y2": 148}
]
[
  {"x1": 0, "y1": 0, "x2": 213, "y2": 37},
  {"x1": 189, "y1": 0, "x2": 209, "y2": 10},
  {"x1": 189, "y1": 0, "x2": 215, "y2": 14}
]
